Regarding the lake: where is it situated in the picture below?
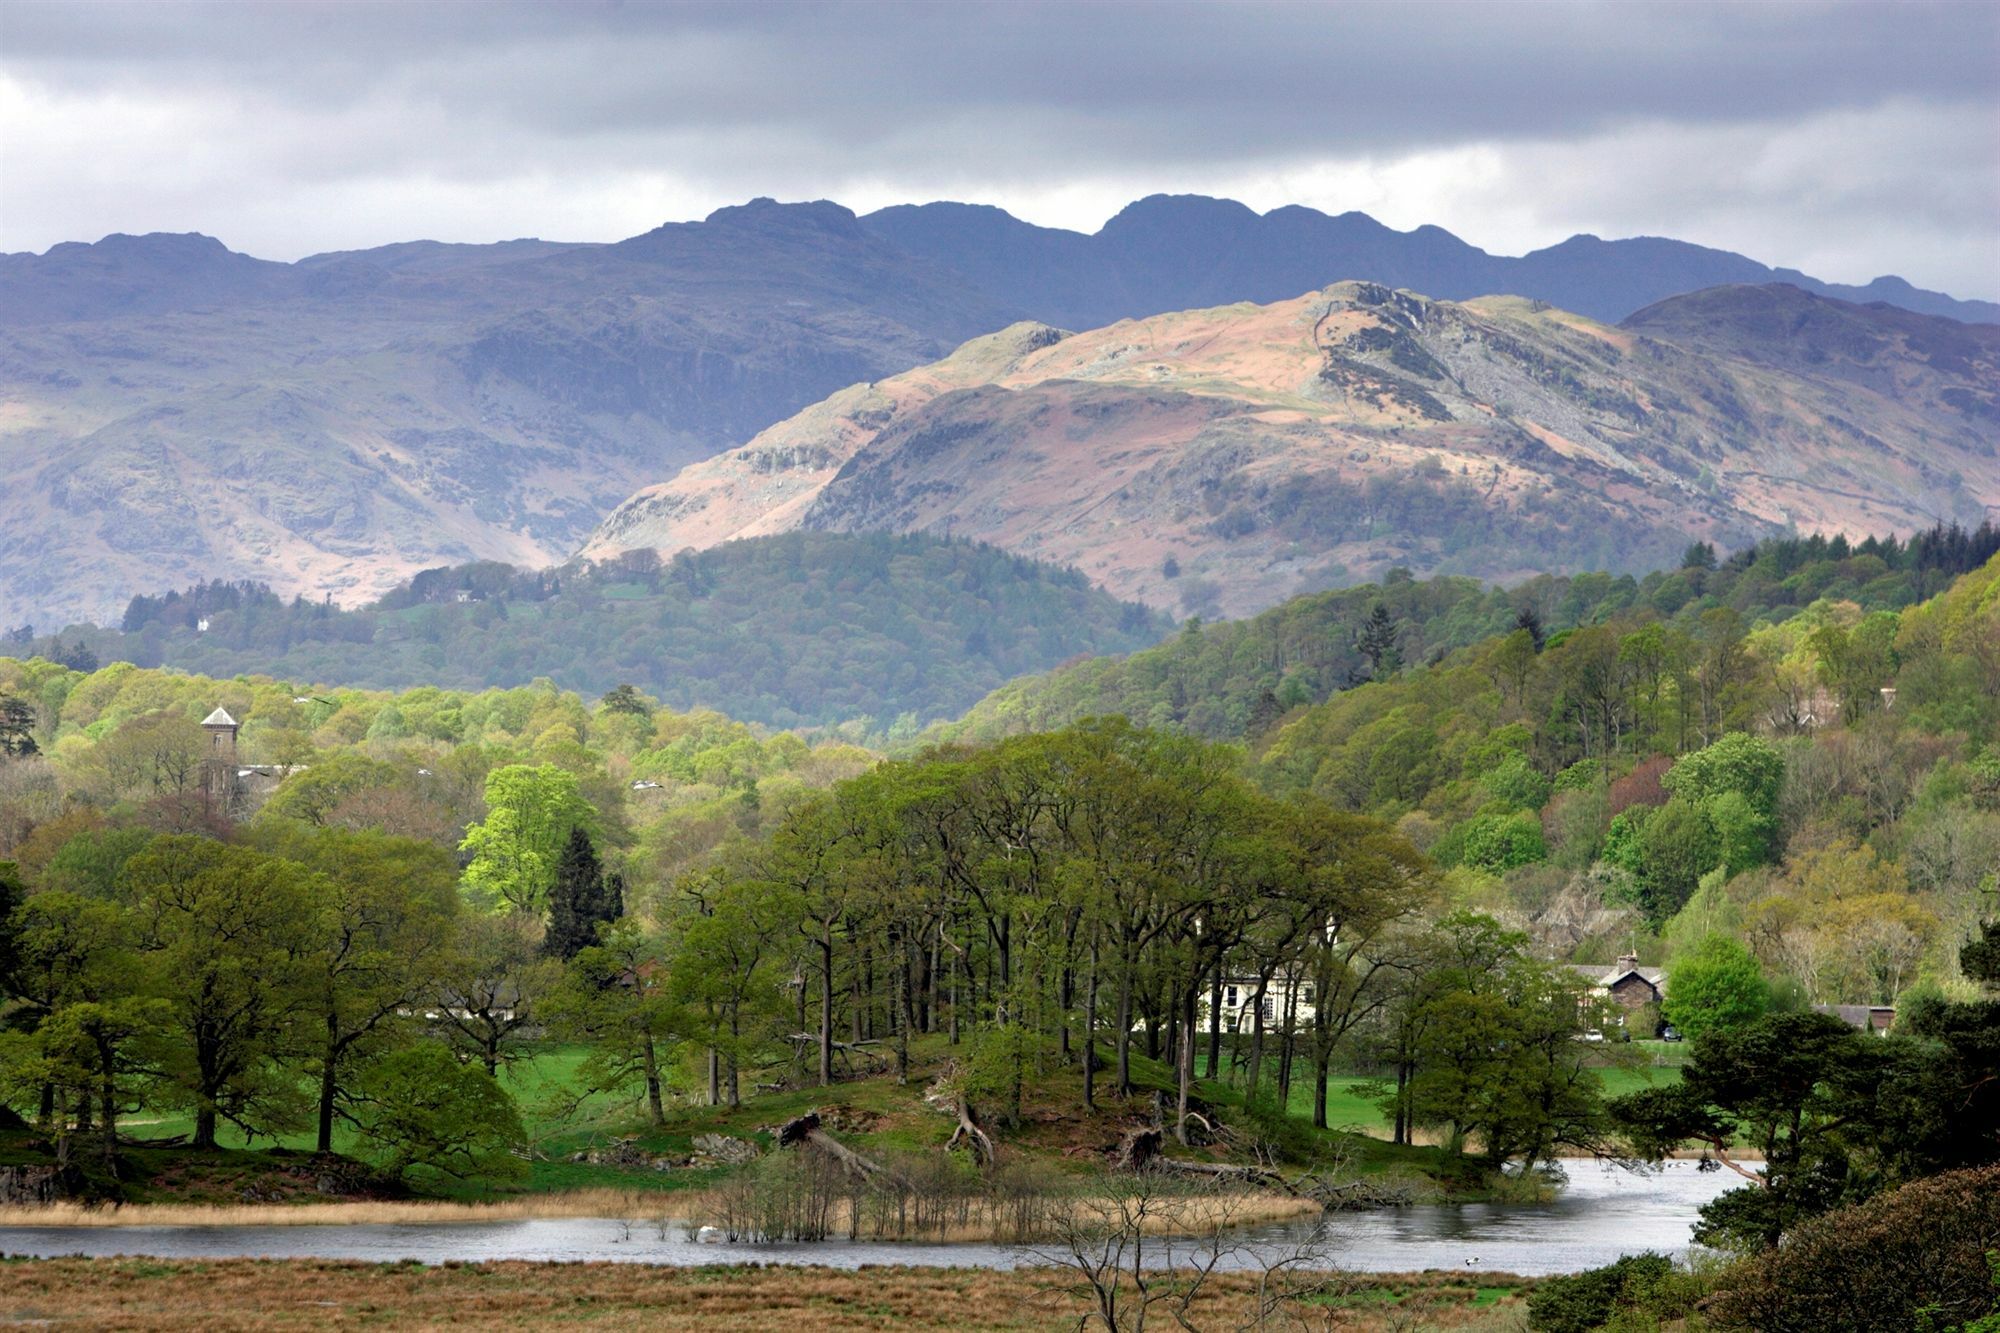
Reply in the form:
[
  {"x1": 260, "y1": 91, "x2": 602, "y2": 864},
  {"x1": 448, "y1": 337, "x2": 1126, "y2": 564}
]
[{"x1": 0, "y1": 1159, "x2": 1742, "y2": 1277}]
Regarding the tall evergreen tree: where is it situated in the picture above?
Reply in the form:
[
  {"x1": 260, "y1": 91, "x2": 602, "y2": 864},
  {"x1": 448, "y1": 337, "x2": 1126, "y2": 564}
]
[
  {"x1": 0, "y1": 696, "x2": 39, "y2": 757},
  {"x1": 1354, "y1": 602, "x2": 1403, "y2": 682},
  {"x1": 544, "y1": 828, "x2": 619, "y2": 960}
]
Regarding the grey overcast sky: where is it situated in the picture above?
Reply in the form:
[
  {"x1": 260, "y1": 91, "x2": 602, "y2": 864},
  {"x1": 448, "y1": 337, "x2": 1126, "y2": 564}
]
[{"x1": 3, "y1": 0, "x2": 1996, "y2": 296}]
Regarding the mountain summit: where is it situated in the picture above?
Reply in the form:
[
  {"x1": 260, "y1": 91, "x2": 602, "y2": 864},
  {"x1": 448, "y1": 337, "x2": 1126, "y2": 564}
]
[{"x1": 588, "y1": 283, "x2": 1999, "y2": 618}]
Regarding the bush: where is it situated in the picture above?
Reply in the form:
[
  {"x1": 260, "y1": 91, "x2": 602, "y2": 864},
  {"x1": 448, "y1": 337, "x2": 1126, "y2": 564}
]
[
  {"x1": 1705, "y1": 1166, "x2": 2000, "y2": 1332},
  {"x1": 1527, "y1": 1252, "x2": 1681, "y2": 1332}
]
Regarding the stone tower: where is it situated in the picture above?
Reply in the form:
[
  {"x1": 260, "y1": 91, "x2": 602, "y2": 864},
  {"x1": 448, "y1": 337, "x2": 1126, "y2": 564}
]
[{"x1": 200, "y1": 706, "x2": 239, "y2": 810}]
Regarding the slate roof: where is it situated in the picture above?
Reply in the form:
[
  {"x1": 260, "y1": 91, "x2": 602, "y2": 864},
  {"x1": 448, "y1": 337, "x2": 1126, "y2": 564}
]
[
  {"x1": 201, "y1": 707, "x2": 238, "y2": 728},
  {"x1": 1566, "y1": 963, "x2": 1667, "y2": 991}
]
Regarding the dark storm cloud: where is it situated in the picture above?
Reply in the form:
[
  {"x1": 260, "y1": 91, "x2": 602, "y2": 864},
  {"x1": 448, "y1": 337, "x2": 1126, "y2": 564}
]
[{"x1": 3, "y1": 1, "x2": 1995, "y2": 294}]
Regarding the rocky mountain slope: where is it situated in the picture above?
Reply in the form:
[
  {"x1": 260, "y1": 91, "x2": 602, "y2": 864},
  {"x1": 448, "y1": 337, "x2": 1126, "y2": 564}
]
[
  {"x1": 0, "y1": 201, "x2": 1015, "y2": 628},
  {"x1": 586, "y1": 284, "x2": 2000, "y2": 618},
  {"x1": 4, "y1": 197, "x2": 1991, "y2": 629}
]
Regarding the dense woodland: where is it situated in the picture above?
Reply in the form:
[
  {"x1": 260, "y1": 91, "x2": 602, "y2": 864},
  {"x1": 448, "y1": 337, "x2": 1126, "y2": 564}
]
[
  {"x1": 12, "y1": 533, "x2": 1168, "y2": 730},
  {"x1": 941, "y1": 523, "x2": 2000, "y2": 742},
  {"x1": 0, "y1": 536, "x2": 1995, "y2": 1288}
]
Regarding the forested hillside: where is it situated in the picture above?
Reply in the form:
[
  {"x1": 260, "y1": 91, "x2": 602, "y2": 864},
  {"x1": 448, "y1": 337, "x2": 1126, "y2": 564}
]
[
  {"x1": 1254, "y1": 551, "x2": 2000, "y2": 978},
  {"x1": 940, "y1": 525, "x2": 2000, "y2": 744},
  {"x1": 0, "y1": 548, "x2": 1993, "y2": 1296},
  {"x1": 18, "y1": 533, "x2": 1168, "y2": 730}
]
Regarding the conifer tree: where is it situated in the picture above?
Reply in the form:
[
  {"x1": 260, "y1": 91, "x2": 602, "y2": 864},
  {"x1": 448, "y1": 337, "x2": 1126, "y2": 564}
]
[{"x1": 545, "y1": 827, "x2": 620, "y2": 960}]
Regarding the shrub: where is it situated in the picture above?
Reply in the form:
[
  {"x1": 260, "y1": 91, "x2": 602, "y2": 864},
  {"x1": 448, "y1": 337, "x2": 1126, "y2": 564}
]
[
  {"x1": 1706, "y1": 1166, "x2": 2000, "y2": 1331},
  {"x1": 1527, "y1": 1252, "x2": 1680, "y2": 1332}
]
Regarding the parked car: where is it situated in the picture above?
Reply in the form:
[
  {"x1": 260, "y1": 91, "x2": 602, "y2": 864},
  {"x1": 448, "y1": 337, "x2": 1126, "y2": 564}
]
[{"x1": 1660, "y1": 1025, "x2": 1683, "y2": 1042}]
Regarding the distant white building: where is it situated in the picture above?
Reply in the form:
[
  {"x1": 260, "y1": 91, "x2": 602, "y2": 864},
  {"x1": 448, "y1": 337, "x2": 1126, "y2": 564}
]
[{"x1": 1211, "y1": 974, "x2": 1320, "y2": 1032}]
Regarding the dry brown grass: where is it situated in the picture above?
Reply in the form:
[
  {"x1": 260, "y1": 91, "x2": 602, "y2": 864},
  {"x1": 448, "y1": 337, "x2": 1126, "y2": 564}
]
[{"x1": 0, "y1": 1258, "x2": 1534, "y2": 1331}]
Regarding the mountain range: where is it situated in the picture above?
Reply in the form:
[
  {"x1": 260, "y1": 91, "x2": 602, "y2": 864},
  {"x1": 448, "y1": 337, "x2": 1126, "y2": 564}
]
[
  {"x1": 3, "y1": 195, "x2": 1994, "y2": 627},
  {"x1": 587, "y1": 282, "x2": 2000, "y2": 618}
]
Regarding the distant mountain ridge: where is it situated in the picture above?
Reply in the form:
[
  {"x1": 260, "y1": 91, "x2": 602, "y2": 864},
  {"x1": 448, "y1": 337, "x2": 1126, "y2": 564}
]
[
  {"x1": 2, "y1": 195, "x2": 1991, "y2": 628},
  {"x1": 588, "y1": 282, "x2": 2000, "y2": 619},
  {"x1": 860, "y1": 195, "x2": 1999, "y2": 328}
]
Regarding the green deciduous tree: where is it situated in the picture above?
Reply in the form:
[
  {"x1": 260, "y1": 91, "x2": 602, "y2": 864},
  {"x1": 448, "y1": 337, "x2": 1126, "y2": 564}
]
[
  {"x1": 547, "y1": 919, "x2": 677, "y2": 1126},
  {"x1": 250, "y1": 823, "x2": 461, "y2": 1153},
  {"x1": 459, "y1": 763, "x2": 597, "y2": 913},
  {"x1": 355, "y1": 1042, "x2": 527, "y2": 1182},
  {"x1": 1661, "y1": 934, "x2": 1768, "y2": 1039},
  {"x1": 124, "y1": 837, "x2": 316, "y2": 1149}
]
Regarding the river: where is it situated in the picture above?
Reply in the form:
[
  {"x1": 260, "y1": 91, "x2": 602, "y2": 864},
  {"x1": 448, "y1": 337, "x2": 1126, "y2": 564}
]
[{"x1": 0, "y1": 1159, "x2": 1741, "y2": 1276}]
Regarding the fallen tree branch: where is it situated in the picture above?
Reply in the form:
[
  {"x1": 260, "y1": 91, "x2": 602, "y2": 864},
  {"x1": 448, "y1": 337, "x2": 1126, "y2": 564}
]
[{"x1": 776, "y1": 1111, "x2": 899, "y2": 1186}]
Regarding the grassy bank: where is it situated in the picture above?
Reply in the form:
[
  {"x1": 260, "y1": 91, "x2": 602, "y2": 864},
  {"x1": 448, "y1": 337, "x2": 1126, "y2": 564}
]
[{"x1": 0, "y1": 1257, "x2": 1536, "y2": 1330}]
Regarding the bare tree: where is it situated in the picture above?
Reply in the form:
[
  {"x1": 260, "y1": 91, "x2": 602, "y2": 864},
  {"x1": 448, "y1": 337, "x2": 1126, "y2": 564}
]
[{"x1": 1024, "y1": 1173, "x2": 1346, "y2": 1331}]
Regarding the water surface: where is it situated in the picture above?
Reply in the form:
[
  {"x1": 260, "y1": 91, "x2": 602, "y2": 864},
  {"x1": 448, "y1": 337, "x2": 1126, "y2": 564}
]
[{"x1": 0, "y1": 1159, "x2": 1739, "y2": 1276}]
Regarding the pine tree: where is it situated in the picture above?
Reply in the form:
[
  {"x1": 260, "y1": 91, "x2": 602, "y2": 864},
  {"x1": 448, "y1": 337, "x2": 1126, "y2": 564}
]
[
  {"x1": 1354, "y1": 603, "x2": 1403, "y2": 682},
  {"x1": 1514, "y1": 605, "x2": 1546, "y2": 651},
  {"x1": 0, "y1": 696, "x2": 36, "y2": 758},
  {"x1": 544, "y1": 827, "x2": 620, "y2": 960}
]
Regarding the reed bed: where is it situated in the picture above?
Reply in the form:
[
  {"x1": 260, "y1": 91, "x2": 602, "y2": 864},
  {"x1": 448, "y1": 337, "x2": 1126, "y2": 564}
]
[
  {"x1": 0, "y1": 1183, "x2": 1317, "y2": 1240},
  {"x1": 0, "y1": 1187, "x2": 707, "y2": 1229}
]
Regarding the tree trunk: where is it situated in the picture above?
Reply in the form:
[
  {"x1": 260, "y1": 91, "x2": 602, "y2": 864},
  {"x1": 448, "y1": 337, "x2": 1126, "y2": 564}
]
[
  {"x1": 316, "y1": 1041, "x2": 339, "y2": 1154},
  {"x1": 1205, "y1": 972, "x2": 1222, "y2": 1079},
  {"x1": 948, "y1": 937, "x2": 960, "y2": 1046},
  {"x1": 818, "y1": 929, "x2": 835, "y2": 1087},
  {"x1": 894, "y1": 940, "x2": 913, "y2": 1085},
  {"x1": 1247, "y1": 980, "x2": 1268, "y2": 1096},
  {"x1": 1082, "y1": 941, "x2": 1100, "y2": 1112},
  {"x1": 1115, "y1": 968, "x2": 1134, "y2": 1095},
  {"x1": 1175, "y1": 984, "x2": 1197, "y2": 1145},
  {"x1": 1312, "y1": 1017, "x2": 1330, "y2": 1131},
  {"x1": 642, "y1": 1032, "x2": 665, "y2": 1126},
  {"x1": 726, "y1": 1009, "x2": 742, "y2": 1108},
  {"x1": 96, "y1": 1033, "x2": 119, "y2": 1171}
]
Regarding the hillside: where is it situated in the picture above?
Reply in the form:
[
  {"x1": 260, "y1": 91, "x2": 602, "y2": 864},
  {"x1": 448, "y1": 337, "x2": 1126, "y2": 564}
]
[
  {"x1": 934, "y1": 525, "x2": 2000, "y2": 746},
  {"x1": 0, "y1": 202, "x2": 1017, "y2": 629},
  {"x1": 30, "y1": 533, "x2": 1168, "y2": 729},
  {"x1": 588, "y1": 284, "x2": 2000, "y2": 618},
  {"x1": 6, "y1": 197, "x2": 1992, "y2": 631}
]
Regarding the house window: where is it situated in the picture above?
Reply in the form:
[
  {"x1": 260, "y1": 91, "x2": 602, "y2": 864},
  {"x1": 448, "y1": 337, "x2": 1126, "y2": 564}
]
[
  {"x1": 1259, "y1": 996, "x2": 1274, "y2": 1022},
  {"x1": 1302, "y1": 985, "x2": 1317, "y2": 1006},
  {"x1": 1224, "y1": 986, "x2": 1239, "y2": 1008}
]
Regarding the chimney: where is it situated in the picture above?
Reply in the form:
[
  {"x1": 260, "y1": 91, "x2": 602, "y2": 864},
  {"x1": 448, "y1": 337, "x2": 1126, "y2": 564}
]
[{"x1": 1616, "y1": 952, "x2": 1639, "y2": 973}]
